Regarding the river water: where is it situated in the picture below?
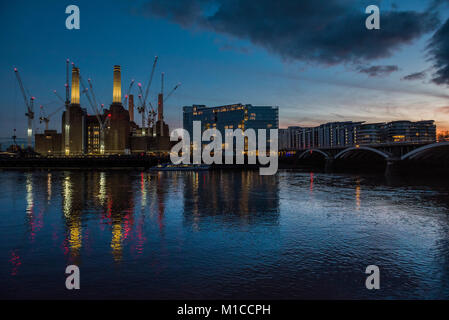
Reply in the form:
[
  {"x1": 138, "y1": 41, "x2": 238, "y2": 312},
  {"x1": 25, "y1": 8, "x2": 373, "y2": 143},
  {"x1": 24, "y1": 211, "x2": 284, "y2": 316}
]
[{"x1": 1, "y1": 169, "x2": 449, "y2": 299}]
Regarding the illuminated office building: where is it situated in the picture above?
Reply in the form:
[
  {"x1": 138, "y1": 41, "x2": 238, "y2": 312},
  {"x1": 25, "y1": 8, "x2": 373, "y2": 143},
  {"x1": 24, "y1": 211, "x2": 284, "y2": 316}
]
[
  {"x1": 386, "y1": 120, "x2": 436, "y2": 143},
  {"x1": 183, "y1": 103, "x2": 279, "y2": 151}
]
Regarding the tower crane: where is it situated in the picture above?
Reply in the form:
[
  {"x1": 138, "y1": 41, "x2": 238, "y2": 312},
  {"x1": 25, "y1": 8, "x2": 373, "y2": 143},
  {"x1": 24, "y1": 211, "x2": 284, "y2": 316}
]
[
  {"x1": 123, "y1": 79, "x2": 135, "y2": 107},
  {"x1": 137, "y1": 84, "x2": 157, "y2": 133},
  {"x1": 39, "y1": 105, "x2": 46, "y2": 131},
  {"x1": 53, "y1": 90, "x2": 65, "y2": 104},
  {"x1": 143, "y1": 56, "x2": 158, "y2": 106},
  {"x1": 64, "y1": 59, "x2": 71, "y2": 155},
  {"x1": 52, "y1": 59, "x2": 72, "y2": 155},
  {"x1": 155, "y1": 73, "x2": 181, "y2": 135},
  {"x1": 39, "y1": 105, "x2": 65, "y2": 131},
  {"x1": 148, "y1": 101, "x2": 157, "y2": 131},
  {"x1": 137, "y1": 83, "x2": 147, "y2": 132},
  {"x1": 87, "y1": 78, "x2": 100, "y2": 109},
  {"x1": 13, "y1": 67, "x2": 35, "y2": 149},
  {"x1": 137, "y1": 56, "x2": 158, "y2": 136},
  {"x1": 164, "y1": 82, "x2": 182, "y2": 103},
  {"x1": 12, "y1": 128, "x2": 18, "y2": 152},
  {"x1": 157, "y1": 72, "x2": 165, "y2": 135}
]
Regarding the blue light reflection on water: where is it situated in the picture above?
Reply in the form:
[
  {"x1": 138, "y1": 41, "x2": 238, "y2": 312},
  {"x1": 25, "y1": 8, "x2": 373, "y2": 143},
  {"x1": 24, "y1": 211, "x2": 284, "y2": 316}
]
[{"x1": 0, "y1": 169, "x2": 449, "y2": 299}]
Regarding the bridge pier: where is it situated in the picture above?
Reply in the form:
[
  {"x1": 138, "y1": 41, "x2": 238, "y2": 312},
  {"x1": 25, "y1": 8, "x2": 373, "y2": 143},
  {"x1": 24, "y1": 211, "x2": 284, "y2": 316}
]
[
  {"x1": 385, "y1": 157, "x2": 401, "y2": 176},
  {"x1": 324, "y1": 157, "x2": 334, "y2": 173}
]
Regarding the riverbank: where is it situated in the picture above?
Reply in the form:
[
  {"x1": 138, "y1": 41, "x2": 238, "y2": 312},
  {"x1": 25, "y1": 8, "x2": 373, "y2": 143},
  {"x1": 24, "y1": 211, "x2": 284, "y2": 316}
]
[{"x1": 0, "y1": 155, "x2": 167, "y2": 169}]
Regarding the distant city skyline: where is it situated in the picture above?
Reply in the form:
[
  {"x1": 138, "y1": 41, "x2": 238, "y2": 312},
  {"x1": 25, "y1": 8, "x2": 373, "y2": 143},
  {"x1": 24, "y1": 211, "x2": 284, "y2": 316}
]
[{"x1": 1, "y1": 0, "x2": 449, "y2": 139}]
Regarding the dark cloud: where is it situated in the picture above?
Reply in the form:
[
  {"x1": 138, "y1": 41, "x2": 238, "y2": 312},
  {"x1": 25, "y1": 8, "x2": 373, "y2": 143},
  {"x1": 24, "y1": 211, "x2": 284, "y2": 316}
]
[
  {"x1": 141, "y1": 0, "x2": 207, "y2": 26},
  {"x1": 140, "y1": 0, "x2": 440, "y2": 66},
  {"x1": 427, "y1": 17, "x2": 449, "y2": 86},
  {"x1": 401, "y1": 70, "x2": 427, "y2": 81},
  {"x1": 429, "y1": 0, "x2": 449, "y2": 9},
  {"x1": 357, "y1": 65, "x2": 399, "y2": 77},
  {"x1": 269, "y1": 70, "x2": 449, "y2": 99},
  {"x1": 219, "y1": 43, "x2": 251, "y2": 54}
]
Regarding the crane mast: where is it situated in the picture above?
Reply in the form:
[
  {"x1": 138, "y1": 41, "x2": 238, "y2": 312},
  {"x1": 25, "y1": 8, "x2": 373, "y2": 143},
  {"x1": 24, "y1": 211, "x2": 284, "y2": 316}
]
[
  {"x1": 137, "y1": 84, "x2": 146, "y2": 134},
  {"x1": 148, "y1": 101, "x2": 157, "y2": 132},
  {"x1": 64, "y1": 59, "x2": 71, "y2": 155},
  {"x1": 137, "y1": 56, "x2": 158, "y2": 136},
  {"x1": 14, "y1": 67, "x2": 34, "y2": 149}
]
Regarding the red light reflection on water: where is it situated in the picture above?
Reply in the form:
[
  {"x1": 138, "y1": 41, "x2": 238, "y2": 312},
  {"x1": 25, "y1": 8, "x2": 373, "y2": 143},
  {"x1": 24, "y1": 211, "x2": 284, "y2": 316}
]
[
  {"x1": 10, "y1": 250, "x2": 21, "y2": 276},
  {"x1": 135, "y1": 215, "x2": 146, "y2": 255},
  {"x1": 123, "y1": 212, "x2": 132, "y2": 241},
  {"x1": 310, "y1": 172, "x2": 314, "y2": 193}
]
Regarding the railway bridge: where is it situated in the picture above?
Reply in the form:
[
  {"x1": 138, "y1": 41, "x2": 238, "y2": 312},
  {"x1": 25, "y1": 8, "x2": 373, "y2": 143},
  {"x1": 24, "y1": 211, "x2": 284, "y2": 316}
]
[{"x1": 291, "y1": 141, "x2": 449, "y2": 175}]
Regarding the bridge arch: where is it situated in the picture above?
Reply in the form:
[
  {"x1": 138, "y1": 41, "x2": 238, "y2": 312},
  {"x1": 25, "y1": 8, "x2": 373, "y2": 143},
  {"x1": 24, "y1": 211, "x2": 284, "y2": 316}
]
[
  {"x1": 335, "y1": 146, "x2": 391, "y2": 160},
  {"x1": 298, "y1": 149, "x2": 331, "y2": 160},
  {"x1": 401, "y1": 142, "x2": 449, "y2": 161}
]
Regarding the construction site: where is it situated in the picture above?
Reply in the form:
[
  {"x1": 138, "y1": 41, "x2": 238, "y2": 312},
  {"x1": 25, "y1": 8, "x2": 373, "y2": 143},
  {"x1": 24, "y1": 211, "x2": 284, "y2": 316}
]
[{"x1": 10, "y1": 57, "x2": 180, "y2": 158}]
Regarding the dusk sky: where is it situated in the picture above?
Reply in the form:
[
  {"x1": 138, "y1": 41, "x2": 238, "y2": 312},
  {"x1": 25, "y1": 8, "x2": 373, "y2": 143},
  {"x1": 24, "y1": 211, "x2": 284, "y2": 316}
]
[{"x1": 1, "y1": 0, "x2": 449, "y2": 139}]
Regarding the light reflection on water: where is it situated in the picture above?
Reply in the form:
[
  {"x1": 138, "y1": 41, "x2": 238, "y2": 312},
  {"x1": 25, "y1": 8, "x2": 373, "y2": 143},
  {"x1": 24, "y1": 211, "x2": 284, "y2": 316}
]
[{"x1": 0, "y1": 169, "x2": 449, "y2": 299}]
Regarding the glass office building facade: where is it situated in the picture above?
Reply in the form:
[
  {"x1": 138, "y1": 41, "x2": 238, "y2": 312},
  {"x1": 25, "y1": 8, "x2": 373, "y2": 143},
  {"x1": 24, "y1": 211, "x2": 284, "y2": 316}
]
[
  {"x1": 385, "y1": 120, "x2": 436, "y2": 143},
  {"x1": 183, "y1": 104, "x2": 279, "y2": 151},
  {"x1": 183, "y1": 104, "x2": 278, "y2": 133}
]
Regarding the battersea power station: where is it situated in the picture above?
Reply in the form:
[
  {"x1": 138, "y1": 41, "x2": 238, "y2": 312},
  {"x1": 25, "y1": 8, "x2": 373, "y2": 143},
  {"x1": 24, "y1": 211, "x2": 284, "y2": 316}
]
[{"x1": 35, "y1": 65, "x2": 171, "y2": 156}]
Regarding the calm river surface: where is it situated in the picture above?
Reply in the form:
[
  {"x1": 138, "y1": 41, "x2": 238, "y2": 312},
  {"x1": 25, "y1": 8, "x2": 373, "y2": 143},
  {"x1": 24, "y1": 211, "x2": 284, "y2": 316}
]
[{"x1": 1, "y1": 169, "x2": 449, "y2": 299}]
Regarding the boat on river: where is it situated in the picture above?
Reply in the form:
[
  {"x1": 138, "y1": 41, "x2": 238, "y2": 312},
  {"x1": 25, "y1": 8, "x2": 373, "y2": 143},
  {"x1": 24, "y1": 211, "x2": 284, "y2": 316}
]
[{"x1": 149, "y1": 163, "x2": 211, "y2": 171}]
